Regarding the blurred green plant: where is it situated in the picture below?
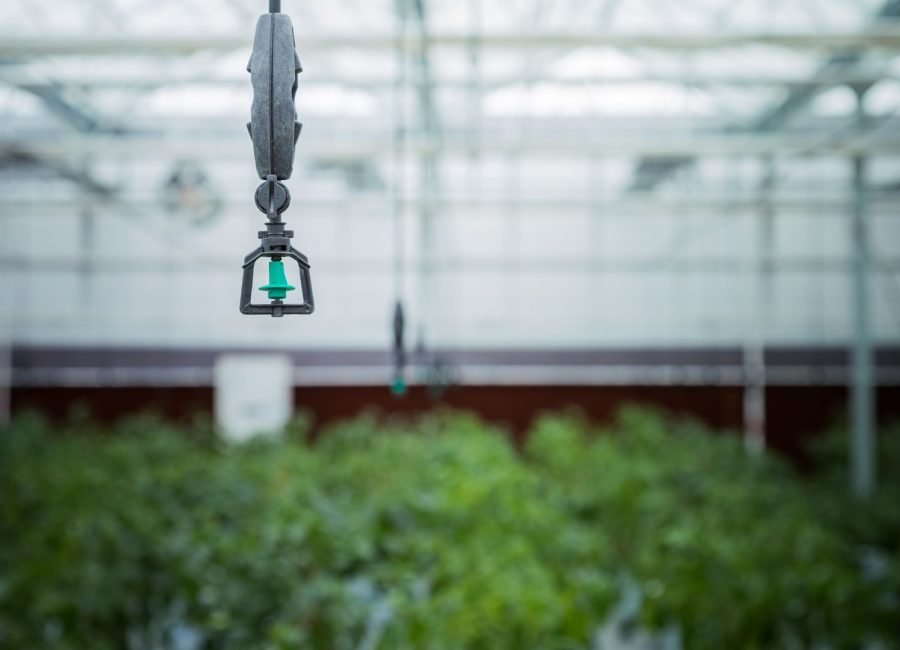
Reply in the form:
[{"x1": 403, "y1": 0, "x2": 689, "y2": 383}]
[
  {"x1": 526, "y1": 407, "x2": 897, "y2": 649},
  {"x1": 0, "y1": 406, "x2": 897, "y2": 649},
  {"x1": 806, "y1": 418, "x2": 900, "y2": 643}
]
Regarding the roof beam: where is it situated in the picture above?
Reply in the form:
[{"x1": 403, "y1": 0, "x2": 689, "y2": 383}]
[
  {"x1": 3, "y1": 70, "x2": 899, "y2": 90},
  {"x1": 629, "y1": 0, "x2": 900, "y2": 192},
  {"x1": 0, "y1": 147, "x2": 116, "y2": 195},
  {"x1": 1, "y1": 27, "x2": 900, "y2": 57},
  {"x1": 17, "y1": 84, "x2": 121, "y2": 133}
]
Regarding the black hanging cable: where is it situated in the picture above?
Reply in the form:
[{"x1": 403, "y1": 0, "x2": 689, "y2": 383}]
[{"x1": 390, "y1": 0, "x2": 409, "y2": 395}]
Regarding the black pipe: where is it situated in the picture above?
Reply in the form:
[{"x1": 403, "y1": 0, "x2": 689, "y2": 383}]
[{"x1": 269, "y1": 0, "x2": 281, "y2": 13}]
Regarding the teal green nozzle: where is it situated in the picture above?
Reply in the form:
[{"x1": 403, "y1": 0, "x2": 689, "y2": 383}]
[
  {"x1": 259, "y1": 260, "x2": 295, "y2": 300},
  {"x1": 391, "y1": 376, "x2": 407, "y2": 396}
]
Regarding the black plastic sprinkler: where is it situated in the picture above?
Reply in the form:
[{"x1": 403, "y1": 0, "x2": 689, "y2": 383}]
[{"x1": 239, "y1": 0, "x2": 314, "y2": 316}]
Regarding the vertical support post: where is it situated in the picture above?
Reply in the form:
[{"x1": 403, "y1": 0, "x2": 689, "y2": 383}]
[
  {"x1": 269, "y1": 0, "x2": 281, "y2": 14},
  {"x1": 744, "y1": 156, "x2": 774, "y2": 456},
  {"x1": 0, "y1": 201, "x2": 11, "y2": 424},
  {"x1": 79, "y1": 157, "x2": 95, "y2": 331},
  {"x1": 0, "y1": 207, "x2": 13, "y2": 424},
  {"x1": 467, "y1": 0, "x2": 482, "y2": 159},
  {"x1": 850, "y1": 84, "x2": 875, "y2": 499},
  {"x1": 0, "y1": 334, "x2": 10, "y2": 427},
  {"x1": 411, "y1": 0, "x2": 439, "y2": 361}
]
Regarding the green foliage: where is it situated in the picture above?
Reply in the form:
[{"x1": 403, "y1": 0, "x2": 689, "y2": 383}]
[
  {"x1": 806, "y1": 419, "x2": 900, "y2": 642},
  {"x1": 809, "y1": 419, "x2": 900, "y2": 550},
  {"x1": 526, "y1": 407, "x2": 889, "y2": 649},
  {"x1": 0, "y1": 407, "x2": 896, "y2": 649}
]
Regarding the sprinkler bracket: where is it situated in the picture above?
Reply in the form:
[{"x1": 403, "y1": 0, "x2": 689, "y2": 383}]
[{"x1": 240, "y1": 248, "x2": 313, "y2": 317}]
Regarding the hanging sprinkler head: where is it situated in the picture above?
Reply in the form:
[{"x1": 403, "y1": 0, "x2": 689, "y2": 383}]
[{"x1": 239, "y1": 1, "x2": 314, "y2": 317}]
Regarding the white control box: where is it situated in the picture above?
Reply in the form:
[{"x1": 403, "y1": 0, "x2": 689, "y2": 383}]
[{"x1": 214, "y1": 354, "x2": 294, "y2": 442}]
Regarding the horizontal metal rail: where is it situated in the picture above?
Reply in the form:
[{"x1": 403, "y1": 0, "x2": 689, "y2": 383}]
[
  {"x1": 10, "y1": 346, "x2": 900, "y2": 387},
  {"x1": 2, "y1": 255, "x2": 899, "y2": 274},
  {"x1": 5, "y1": 133, "x2": 900, "y2": 160},
  {"x1": 3, "y1": 196, "x2": 900, "y2": 217},
  {"x1": 1, "y1": 27, "x2": 900, "y2": 56},
  {"x1": 5, "y1": 71, "x2": 900, "y2": 89}
]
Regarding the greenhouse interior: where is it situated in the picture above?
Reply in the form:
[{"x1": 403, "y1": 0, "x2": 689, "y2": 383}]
[{"x1": 2, "y1": 0, "x2": 900, "y2": 647}]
